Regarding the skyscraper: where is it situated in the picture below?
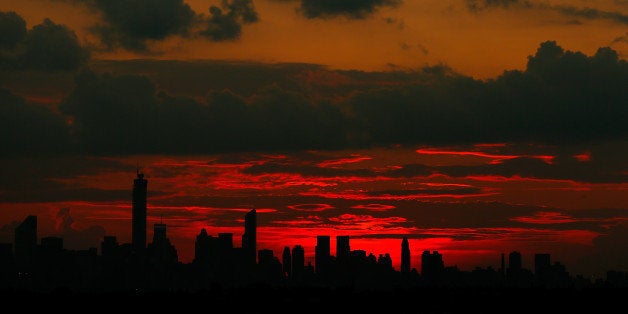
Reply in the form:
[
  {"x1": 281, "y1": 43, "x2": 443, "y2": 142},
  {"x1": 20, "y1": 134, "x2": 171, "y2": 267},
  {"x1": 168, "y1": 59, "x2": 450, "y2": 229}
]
[
  {"x1": 315, "y1": 235, "x2": 330, "y2": 275},
  {"x1": 147, "y1": 223, "x2": 178, "y2": 264},
  {"x1": 421, "y1": 250, "x2": 444, "y2": 282},
  {"x1": 401, "y1": 237, "x2": 411, "y2": 273},
  {"x1": 194, "y1": 228, "x2": 214, "y2": 265},
  {"x1": 282, "y1": 246, "x2": 291, "y2": 277},
  {"x1": 508, "y1": 251, "x2": 522, "y2": 273},
  {"x1": 291, "y1": 245, "x2": 304, "y2": 278},
  {"x1": 336, "y1": 236, "x2": 350, "y2": 260},
  {"x1": 132, "y1": 171, "x2": 147, "y2": 254},
  {"x1": 14, "y1": 215, "x2": 37, "y2": 270},
  {"x1": 534, "y1": 253, "x2": 551, "y2": 276},
  {"x1": 242, "y1": 208, "x2": 256, "y2": 265}
]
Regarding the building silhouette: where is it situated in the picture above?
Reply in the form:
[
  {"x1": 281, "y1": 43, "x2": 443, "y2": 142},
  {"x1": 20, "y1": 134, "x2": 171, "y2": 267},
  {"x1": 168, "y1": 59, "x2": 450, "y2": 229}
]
[
  {"x1": 194, "y1": 228, "x2": 214, "y2": 265},
  {"x1": 147, "y1": 223, "x2": 177, "y2": 263},
  {"x1": 132, "y1": 170, "x2": 147, "y2": 254},
  {"x1": 14, "y1": 215, "x2": 37, "y2": 271},
  {"x1": 509, "y1": 251, "x2": 522, "y2": 272},
  {"x1": 378, "y1": 253, "x2": 393, "y2": 269},
  {"x1": 535, "y1": 253, "x2": 551, "y2": 276},
  {"x1": 315, "y1": 235, "x2": 331, "y2": 275},
  {"x1": 3, "y1": 171, "x2": 626, "y2": 294},
  {"x1": 422, "y1": 250, "x2": 444, "y2": 283},
  {"x1": 41, "y1": 236, "x2": 63, "y2": 251},
  {"x1": 0, "y1": 243, "x2": 14, "y2": 288},
  {"x1": 242, "y1": 208, "x2": 256, "y2": 265},
  {"x1": 282, "y1": 246, "x2": 291, "y2": 277},
  {"x1": 336, "y1": 236, "x2": 350, "y2": 261},
  {"x1": 291, "y1": 245, "x2": 304, "y2": 279},
  {"x1": 401, "y1": 237, "x2": 410, "y2": 273}
]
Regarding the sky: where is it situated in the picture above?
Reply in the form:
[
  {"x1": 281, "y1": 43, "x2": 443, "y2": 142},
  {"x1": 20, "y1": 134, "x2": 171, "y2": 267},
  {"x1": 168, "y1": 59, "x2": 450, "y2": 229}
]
[{"x1": 0, "y1": 0, "x2": 627, "y2": 278}]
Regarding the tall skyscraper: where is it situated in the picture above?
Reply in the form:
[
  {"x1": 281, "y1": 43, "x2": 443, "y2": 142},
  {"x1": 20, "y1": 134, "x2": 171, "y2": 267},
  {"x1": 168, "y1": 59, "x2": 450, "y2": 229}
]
[
  {"x1": 147, "y1": 223, "x2": 178, "y2": 264},
  {"x1": 14, "y1": 215, "x2": 37, "y2": 269},
  {"x1": 336, "y1": 236, "x2": 350, "y2": 260},
  {"x1": 194, "y1": 228, "x2": 214, "y2": 265},
  {"x1": 315, "y1": 235, "x2": 330, "y2": 275},
  {"x1": 282, "y1": 246, "x2": 292, "y2": 277},
  {"x1": 509, "y1": 251, "x2": 522, "y2": 273},
  {"x1": 132, "y1": 171, "x2": 147, "y2": 254},
  {"x1": 401, "y1": 237, "x2": 411, "y2": 273},
  {"x1": 534, "y1": 253, "x2": 551, "y2": 276},
  {"x1": 291, "y1": 245, "x2": 304, "y2": 278},
  {"x1": 242, "y1": 208, "x2": 256, "y2": 265},
  {"x1": 500, "y1": 253, "x2": 505, "y2": 276}
]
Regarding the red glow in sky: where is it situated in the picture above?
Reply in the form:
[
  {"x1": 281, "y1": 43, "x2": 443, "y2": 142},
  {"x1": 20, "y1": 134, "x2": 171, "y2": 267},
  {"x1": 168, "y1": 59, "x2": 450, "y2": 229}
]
[{"x1": 1, "y1": 143, "x2": 626, "y2": 277}]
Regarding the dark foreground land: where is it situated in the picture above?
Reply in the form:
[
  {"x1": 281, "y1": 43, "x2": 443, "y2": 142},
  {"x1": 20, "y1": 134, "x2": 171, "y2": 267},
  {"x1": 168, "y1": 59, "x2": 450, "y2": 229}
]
[{"x1": 2, "y1": 286, "x2": 626, "y2": 313}]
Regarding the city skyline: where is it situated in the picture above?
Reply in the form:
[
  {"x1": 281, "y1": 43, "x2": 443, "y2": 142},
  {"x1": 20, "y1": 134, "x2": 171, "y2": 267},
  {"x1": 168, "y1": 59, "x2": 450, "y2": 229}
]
[
  {"x1": 1, "y1": 1, "x2": 627, "y2": 282},
  {"x1": 0, "y1": 171, "x2": 622, "y2": 281},
  {"x1": 1, "y1": 171, "x2": 627, "y2": 295}
]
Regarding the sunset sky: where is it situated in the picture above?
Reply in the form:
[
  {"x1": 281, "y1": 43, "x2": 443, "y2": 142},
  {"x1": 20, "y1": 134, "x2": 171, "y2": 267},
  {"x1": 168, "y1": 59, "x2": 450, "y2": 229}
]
[{"x1": 0, "y1": 0, "x2": 627, "y2": 278}]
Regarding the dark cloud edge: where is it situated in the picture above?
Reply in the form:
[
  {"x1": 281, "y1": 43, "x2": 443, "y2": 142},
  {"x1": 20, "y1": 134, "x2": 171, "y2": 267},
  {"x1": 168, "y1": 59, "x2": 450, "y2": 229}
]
[{"x1": 1, "y1": 40, "x2": 627, "y2": 156}]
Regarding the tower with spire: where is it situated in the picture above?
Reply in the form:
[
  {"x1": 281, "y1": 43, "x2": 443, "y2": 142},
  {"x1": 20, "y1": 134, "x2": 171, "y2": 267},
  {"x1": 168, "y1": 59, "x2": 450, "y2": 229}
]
[
  {"x1": 132, "y1": 169, "x2": 147, "y2": 254},
  {"x1": 242, "y1": 208, "x2": 257, "y2": 265},
  {"x1": 401, "y1": 236, "x2": 411, "y2": 273}
]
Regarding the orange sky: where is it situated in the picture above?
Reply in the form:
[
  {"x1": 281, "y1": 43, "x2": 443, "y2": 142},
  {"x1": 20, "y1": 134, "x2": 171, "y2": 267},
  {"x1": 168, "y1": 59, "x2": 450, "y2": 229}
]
[{"x1": 1, "y1": 0, "x2": 626, "y2": 78}]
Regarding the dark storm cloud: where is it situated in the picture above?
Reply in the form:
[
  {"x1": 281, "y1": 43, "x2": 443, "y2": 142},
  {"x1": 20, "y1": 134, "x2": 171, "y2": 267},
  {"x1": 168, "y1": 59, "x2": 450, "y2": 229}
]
[
  {"x1": 437, "y1": 153, "x2": 628, "y2": 184},
  {"x1": 0, "y1": 12, "x2": 88, "y2": 71},
  {"x1": 365, "y1": 187, "x2": 483, "y2": 197},
  {"x1": 90, "y1": 59, "x2": 323, "y2": 97},
  {"x1": 466, "y1": 0, "x2": 628, "y2": 25},
  {"x1": 59, "y1": 70, "x2": 347, "y2": 154},
  {"x1": 0, "y1": 155, "x2": 136, "y2": 203},
  {"x1": 4, "y1": 41, "x2": 627, "y2": 155},
  {"x1": 298, "y1": 0, "x2": 403, "y2": 19},
  {"x1": 201, "y1": 0, "x2": 259, "y2": 41},
  {"x1": 465, "y1": 0, "x2": 530, "y2": 12},
  {"x1": 0, "y1": 187, "x2": 140, "y2": 203},
  {"x1": 243, "y1": 161, "x2": 377, "y2": 177},
  {"x1": 0, "y1": 88, "x2": 70, "y2": 155},
  {"x1": 550, "y1": 4, "x2": 628, "y2": 25},
  {"x1": 22, "y1": 18, "x2": 89, "y2": 70},
  {"x1": 57, "y1": 0, "x2": 259, "y2": 50},
  {"x1": 0, "y1": 11, "x2": 26, "y2": 50},
  {"x1": 77, "y1": 0, "x2": 195, "y2": 51},
  {"x1": 346, "y1": 41, "x2": 627, "y2": 145}
]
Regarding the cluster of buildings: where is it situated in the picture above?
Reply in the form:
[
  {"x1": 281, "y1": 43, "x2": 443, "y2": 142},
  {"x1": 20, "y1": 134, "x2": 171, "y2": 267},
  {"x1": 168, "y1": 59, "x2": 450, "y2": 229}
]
[{"x1": 0, "y1": 172, "x2": 626, "y2": 292}]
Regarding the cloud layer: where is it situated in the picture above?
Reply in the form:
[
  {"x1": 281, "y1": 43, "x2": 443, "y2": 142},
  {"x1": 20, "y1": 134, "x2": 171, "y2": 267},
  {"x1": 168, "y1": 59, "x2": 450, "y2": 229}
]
[
  {"x1": 465, "y1": 0, "x2": 628, "y2": 25},
  {"x1": 298, "y1": 0, "x2": 403, "y2": 19},
  {"x1": 55, "y1": 0, "x2": 260, "y2": 51},
  {"x1": 0, "y1": 12, "x2": 88, "y2": 70},
  {"x1": 1, "y1": 41, "x2": 626, "y2": 155}
]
